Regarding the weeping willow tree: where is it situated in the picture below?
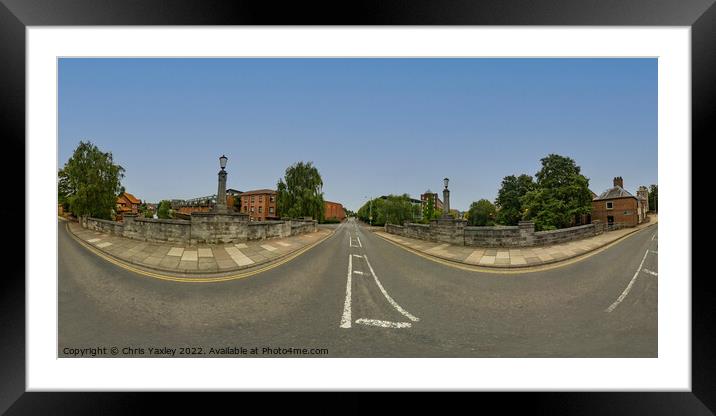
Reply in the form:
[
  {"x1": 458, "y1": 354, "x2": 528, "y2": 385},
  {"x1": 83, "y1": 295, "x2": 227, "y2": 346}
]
[
  {"x1": 276, "y1": 161, "x2": 325, "y2": 221},
  {"x1": 58, "y1": 140, "x2": 125, "y2": 220}
]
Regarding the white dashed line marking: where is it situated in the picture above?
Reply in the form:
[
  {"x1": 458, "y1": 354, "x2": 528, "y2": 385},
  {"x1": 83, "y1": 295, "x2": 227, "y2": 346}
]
[
  {"x1": 642, "y1": 269, "x2": 658, "y2": 277},
  {"x1": 355, "y1": 319, "x2": 412, "y2": 328}
]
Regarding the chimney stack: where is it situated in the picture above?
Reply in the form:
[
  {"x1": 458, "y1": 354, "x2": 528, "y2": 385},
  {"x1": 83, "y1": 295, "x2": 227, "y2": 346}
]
[{"x1": 613, "y1": 176, "x2": 624, "y2": 188}]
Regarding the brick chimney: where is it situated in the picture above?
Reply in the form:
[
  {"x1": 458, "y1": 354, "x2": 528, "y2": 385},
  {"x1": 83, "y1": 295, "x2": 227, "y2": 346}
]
[{"x1": 613, "y1": 176, "x2": 624, "y2": 188}]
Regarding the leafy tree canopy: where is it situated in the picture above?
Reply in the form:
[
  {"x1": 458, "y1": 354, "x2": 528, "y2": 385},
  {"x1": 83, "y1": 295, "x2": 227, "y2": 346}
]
[
  {"x1": 58, "y1": 141, "x2": 125, "y2": 220},
  {"x1": 495, "y1": 174, "x2": 535, "y2": 225},
  {"x1": 157, "y1": 200, "x2": 172, "y2": 219},
  {"x1": 467, "y1": 199, "x2": 497, "y2": 226},
  {"x1": 648, "y1": 184, "x2": 658, "y2": 212},
  {"x1": 521, "y1": 154, "x2": 593, "y2": 231},
  {"x1": 277, "y1": 161, "x2": 325, "y2": 221}
]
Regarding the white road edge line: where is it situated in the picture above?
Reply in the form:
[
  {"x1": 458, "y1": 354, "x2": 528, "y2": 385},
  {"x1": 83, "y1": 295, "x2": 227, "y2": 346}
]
[
  {"x1": 363, "y1": 255, "x2": 420, "y2": 322},
  {"x1": 605, "y1": 249, "x2": 650, "y2": 313},
  {"x1": 642, "y1": 269, "x2": 658, "y2": 277},
  {"x1": 339, "y1": 254, "x2": 353, "y2": 328},
  {"x1": 357, "y1": 236, "x2": 362, "y2": 247},
  {"x1": 355, "y1": 318, "x2": 412, "y2": 328}
]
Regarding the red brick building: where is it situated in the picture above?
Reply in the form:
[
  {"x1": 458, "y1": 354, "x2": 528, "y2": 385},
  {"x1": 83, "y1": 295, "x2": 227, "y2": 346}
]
[
  {"x1": 116, "y1": 192, "x2": 141, "y2": 218},
  {"x1": 324, "y1": 201, "x2": 346, "y2": 221},
  {"x1": 591, "y1": 177, "x2": 644, "y2": 228},
  {"x1": 239, "y1": 189, "x2": 279, "y2": 221},
  {"x1": 420, "y1": 191, "x2": 444, "y2": 211}
]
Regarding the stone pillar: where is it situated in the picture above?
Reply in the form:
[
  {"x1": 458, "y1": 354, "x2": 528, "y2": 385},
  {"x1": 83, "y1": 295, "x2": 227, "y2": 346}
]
[
  {"x1": 518, "y1": 221, "x2": 535, "y2": 246},
  {"x1": 216, "y1": 169, "x2": 227, "y2": 212},
  {"x1": 443, "y1": 188, "x2": 450, "y2": 218}
]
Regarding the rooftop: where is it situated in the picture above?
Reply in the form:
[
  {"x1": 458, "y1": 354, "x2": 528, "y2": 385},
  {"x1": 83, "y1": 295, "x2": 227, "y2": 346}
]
[
  {"x1": 593, "y1": 186, "x2": 637, "y2": 201},
  {"x1": 240, "y1": 189, "x2": 277, "y2": 196}
]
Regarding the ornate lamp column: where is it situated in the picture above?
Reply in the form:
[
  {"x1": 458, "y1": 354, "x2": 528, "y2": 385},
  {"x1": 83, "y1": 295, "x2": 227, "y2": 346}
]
[
  {"x1": 442, "y1": 177, "x2": 450, "y2": 218},
  {"x1": 215, "y1": 154, "x2": 228, "y2": 212}
]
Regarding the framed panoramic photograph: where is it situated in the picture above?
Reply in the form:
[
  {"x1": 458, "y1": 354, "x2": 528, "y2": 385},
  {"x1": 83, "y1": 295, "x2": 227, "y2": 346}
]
[{"x1": 3, "y1": 0, "x2": 710, "y2": 413}]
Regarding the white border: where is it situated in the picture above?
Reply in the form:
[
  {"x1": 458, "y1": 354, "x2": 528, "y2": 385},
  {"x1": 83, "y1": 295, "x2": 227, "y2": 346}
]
[{"x1": 28, "y1": 27, "x2": 690, "y2": 391}]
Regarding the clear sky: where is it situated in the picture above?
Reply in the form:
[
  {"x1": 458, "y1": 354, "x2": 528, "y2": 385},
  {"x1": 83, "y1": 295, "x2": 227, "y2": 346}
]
[{"x1": 58, "y1": 58, "x2": 657, "y2": 211}]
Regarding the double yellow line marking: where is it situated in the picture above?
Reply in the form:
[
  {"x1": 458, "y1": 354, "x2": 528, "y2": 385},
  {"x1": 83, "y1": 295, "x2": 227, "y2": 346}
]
[{"x1": 66, "y1": 223, "x2": 335, "y2": 283}]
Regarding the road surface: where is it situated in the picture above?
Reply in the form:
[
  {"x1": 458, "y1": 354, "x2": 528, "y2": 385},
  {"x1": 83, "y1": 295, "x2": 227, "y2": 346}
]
[{"x1": 58, "y1": 218, "x2": 657, "y2": 357}]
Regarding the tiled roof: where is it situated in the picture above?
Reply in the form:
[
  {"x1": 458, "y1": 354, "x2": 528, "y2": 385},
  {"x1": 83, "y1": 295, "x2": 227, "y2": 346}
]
[
  {"x1": 593, "y1": 186, "x2": 637, "y2": 201},
  {"x1": 122, "y1": 192, "x2": 141, "y2": 204},
  {"x1": 240, "y1": 189, "x2": 277, "y2": 196}
]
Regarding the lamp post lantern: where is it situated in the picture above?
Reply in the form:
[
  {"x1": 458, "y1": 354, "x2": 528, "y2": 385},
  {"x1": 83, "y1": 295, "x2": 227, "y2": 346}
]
[
  {"x1": 442, "y1": 177, "x2": 451, "y2": 218},
  {"x1": 216, "y1": 155, "x2": 228, "y2": 212}
]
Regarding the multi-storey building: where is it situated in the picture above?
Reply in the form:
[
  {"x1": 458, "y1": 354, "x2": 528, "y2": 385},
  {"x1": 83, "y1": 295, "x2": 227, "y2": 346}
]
[
  {"x1": 239, "y1": 189, "x2": 279, "y2": 221},
  {"x1": 324, "y1": 200, "x2": 346, "y2": 221},
  {"x1": 420, "y1": 191, "x2": 443, "y2": 212}
]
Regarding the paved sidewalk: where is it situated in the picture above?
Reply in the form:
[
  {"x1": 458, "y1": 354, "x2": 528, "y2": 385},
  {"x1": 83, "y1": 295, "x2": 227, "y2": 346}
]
[
  {"x1": 374, "y1": 216, "x2": 657, "y2": 269},
  {"x1": 66, "y1": 220, "x2": 332, "y2": 275}
]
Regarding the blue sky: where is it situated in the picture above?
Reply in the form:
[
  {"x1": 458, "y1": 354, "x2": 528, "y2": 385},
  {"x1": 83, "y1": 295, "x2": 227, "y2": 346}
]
[{"x1": 58, "y1": 58, "x2": 657, "y2": 211}]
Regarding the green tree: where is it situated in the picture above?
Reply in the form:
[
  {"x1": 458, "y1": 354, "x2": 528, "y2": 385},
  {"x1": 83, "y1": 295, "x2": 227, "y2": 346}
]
[
  {"x1": 277, "y1": 161, "x2": 325, "y2": 221},
  {"x1": 467, "y1": 199, "x2": 497, "y2": 226},
  {"x1": 495, "y1": 174, "x2": 535, "y2": 225},
  {"x1": 58, "y1": 141, "x2": 125, "y2": 220},
  {"x1": 157, "y1": 200, "x2": 172, "y2": 219},
  {"x1": 382, "y1": 194, "x2": 417, "y2": 225},
  {"x1": 648, "y1": 184, "x2": 658, "y2": 212},
  {"x1": 521, "y1": 154, "x2": 593, "y2": 231},
  {"x1": 422, "y1": 193, "x2": 435, "y2": 223}
]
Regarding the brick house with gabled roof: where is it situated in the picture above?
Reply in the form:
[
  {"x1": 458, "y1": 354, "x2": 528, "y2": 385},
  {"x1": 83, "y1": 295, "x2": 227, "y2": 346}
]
[
  {"x1": 116, "y1": 191, "x2": 141, "y2": 219},
  {"x1": 591, "y1": 177, "x2": 647, "y2": 227}
]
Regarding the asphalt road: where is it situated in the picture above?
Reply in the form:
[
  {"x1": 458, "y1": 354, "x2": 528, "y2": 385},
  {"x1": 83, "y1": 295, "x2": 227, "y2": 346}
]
[{"x1": 58, "y1": 218, "x2": 657, "y2": 357}]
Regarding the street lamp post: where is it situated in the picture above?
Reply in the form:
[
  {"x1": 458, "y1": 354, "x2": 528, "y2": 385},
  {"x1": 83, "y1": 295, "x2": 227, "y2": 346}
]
[
  {"x1": 442, "y1": 177, "x2": 450, "y2": 219},
  {"x1": 215, "y1": 154, "x2": 228, "y2": 212}
]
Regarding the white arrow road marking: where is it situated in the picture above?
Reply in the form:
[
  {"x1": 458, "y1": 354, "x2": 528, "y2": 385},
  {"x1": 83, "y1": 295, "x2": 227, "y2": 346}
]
[
  {"x1": 363, "y1": 255, "x2": 419, "y2": 322},
  {"x1": 355, "y1": 319, "x2": 412, "y2": 328},
  {"x1": 606, "y1": 249, "x2": 650, "y2": 312},
  {"x1": 642, "y1": 269, "x2": 658, "y2": 277},
  {"x1": 340, "y1": 254, "x2": 353, "y2": 328}
]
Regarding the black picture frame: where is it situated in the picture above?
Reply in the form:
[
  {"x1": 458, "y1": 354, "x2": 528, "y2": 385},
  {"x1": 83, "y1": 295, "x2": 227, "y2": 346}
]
[{"x1": 1, "y1": 0, "x2": 707, "y2": 413}]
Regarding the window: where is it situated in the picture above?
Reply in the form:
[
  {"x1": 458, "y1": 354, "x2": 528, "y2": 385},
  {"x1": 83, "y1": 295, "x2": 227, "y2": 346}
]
[
  {"x1": 258, "y1": 206, "x2": 263, "y2": 213},
  {"x1": 606, "y1": 201, "x2": 613, "y2": 209},
  {"x1": 251, "y1": 207, "x2": 254, "y2": 212},
  {"x1": 259, "y1": 195, "x2": 263, "y2": 202},
  {"x1": 270, "y1": 195, "x2": 275, "y2": 203},
  {"x1": 251, "y1": 196, "x2": 255, "y2": 202},
  {"x1": 269, "y1": 207, "x2": 274, "y2": 213}
]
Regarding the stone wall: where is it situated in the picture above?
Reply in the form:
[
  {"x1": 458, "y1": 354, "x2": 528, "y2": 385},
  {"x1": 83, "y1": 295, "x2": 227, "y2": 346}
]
[
  {"x1": 464, "y1": 225, "x2": 521, "y2": 247},
  {"x1": 123, "y1": 215, "x2": 191, "y2": 243},
  {"x1": 532, "y1": 223, "x2": 602, "y2": 246},
  {"x1": 386, "y1": 219, "x2": 603, "y2": 247},
  {"x1": 190, "y1": 211, "x2": 250, "y2": 244},
  {"x1": 84, "y1": 217, "x2": 125, "y2": 236},
  {"x1": 82, "y1": 212, "x2": 317, "y2": 244}
]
